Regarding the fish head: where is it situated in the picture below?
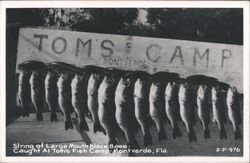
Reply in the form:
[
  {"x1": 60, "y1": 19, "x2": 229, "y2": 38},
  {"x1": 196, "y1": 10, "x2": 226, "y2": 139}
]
[
  {"x1": 72, "y1": 74, "x2": 78, "y2": 83},
  {"x1": 31, "y1": 71, "x2": 45, "y2": 82},
  {"x1": 197, "y1": 84, "x2": 203, "y2": 93},
  {"x1": 152, "y1": 81, "x2": 161, "y2": 88},
  {"x1": 198, "y1": 84, "x2": 207, "y2": 91},
  {"x1": 21, "y1": 70, "x2": 30, "y2": 75},
  {"x1": 19, "y1": 70, "x2": 31, "y2": 84},
  {"x1": 184, "y1": 81, "x2": 189, "y2": 88},
  {"x1": 179, "y1": 83, "x2": 184, "y2": 93},
  {"x1": 103, "y1": 74, "x2": 115, "y2": 87},
  {"x1": 165, "y1": 82, "x2": 176, "y2": 97},
  {"x1": 150, "y1": 82, "x2": 158, "y2": 90},
  {"x1": 76, "y1": 73, "x2": 84, "y2": 81},
  {"x1": 140, "y1": 79, "x2": 146, "y2": 85},
  {"x1": 32, "y1": 71, "x2": 40, "y2": 77},
  {"x1": 106, "y1": 76, "x2": 115, "y2": 85},
  {"x1": 61, "y1": 73, "x2": 69, "y2": 80},
  {"x1": 136, "y1": 78, "x2": 146, "y2": 88},
  {"x1": 182, "y1": 82, "x2": 189, "y2": 91},
  {"x1": 150, "y1": 81, "x2": 162, "y2": 98},
  {"x1": 60, "y1": 73, "x2": 74, "y2": 83},
  {"x1": 227, "y1": 86, "x2": 238, "y2": 102},
  {"x1": 179, "y1": 83, "x2": 189, "y2": 100},
  {"x1": 211, "y1": 85, "x2": 221, "y2": 101},
  {"x1": 46, "y1": 72, "x2": 56, "y2": 83},
  {"x1": 19, "y1": 70, "x2": 31, "y2": 79},
  {"x1": 92, "y1": 73, "x2": 101, "y2": 81},
  {"x1": 19, "y1": 71, "x2": 25, "y2": 79},
  {"x1": 228, "y1": 86, "x2": 237, "y2": 95},
  {"x1": 134, "y1": 78, "x2": 148, "y2": 99},
  {"x1": 57, "y1": 74, "x2": 63, "y2": 83},
  {"x1": 122, "y1": 76, "x2": 133, "y2": 88},
  {"x1": 102, "y1": 76, "x2": 108, "y2": 83},
  {"x1": 197, "y1": 84, "x2": 208, "y2": 99}
]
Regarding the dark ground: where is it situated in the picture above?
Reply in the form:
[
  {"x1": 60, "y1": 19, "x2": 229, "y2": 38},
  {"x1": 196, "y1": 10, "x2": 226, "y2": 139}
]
[{"x1": 6, "y1": 112, "x2": 243, "y2": 157}]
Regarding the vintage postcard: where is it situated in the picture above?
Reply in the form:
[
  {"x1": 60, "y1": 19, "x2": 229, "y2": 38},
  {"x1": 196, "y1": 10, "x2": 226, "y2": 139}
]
[{"x1": 0, "y1": 1, "x2": 249, "y2": 163}]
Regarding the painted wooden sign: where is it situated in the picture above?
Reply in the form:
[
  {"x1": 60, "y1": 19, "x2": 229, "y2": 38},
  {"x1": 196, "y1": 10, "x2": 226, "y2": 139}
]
[{"x1": 16, "y1": 27, "x2": 243, "y2": 92}]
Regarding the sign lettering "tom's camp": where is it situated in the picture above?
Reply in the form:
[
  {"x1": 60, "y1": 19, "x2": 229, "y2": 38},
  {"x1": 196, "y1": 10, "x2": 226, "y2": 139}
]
[{"x1": 17, "y1": 27, "x2": 243, "y2": 92}]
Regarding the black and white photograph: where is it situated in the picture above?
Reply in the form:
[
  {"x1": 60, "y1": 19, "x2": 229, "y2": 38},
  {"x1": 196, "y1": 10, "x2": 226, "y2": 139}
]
[{"x1": 1, "y1": 1, "x2": 249, "y2": 162}]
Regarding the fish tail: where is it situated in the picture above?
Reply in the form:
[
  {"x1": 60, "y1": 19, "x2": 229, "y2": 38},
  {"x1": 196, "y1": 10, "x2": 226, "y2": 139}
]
[
  {"x1": 219, "y1": 126, "x2": 227, "y2": 139},
  {"x1": 93, "y1": 122, "x2": 106, "y2": 135},
  {"x1": 79, "y1": 119, "x2": 89, "y2": 132},
  {"x1": 143, "y1": 134, "x2": 153, "y2": 147},
  {"x1": 204, "y1": 128, "x2": 211, "y2": 139},
  {"x1": 18, "y1": 98, "x2": 21, "y2": 106},
  {"x1": 108, "y1": 139, "x2": 118, "y2": 153},
  {"x1": 188, "y1": 128, "x2": 197, "y2": 143},
  {"x1": 65, "y1": 119, "x2": 74, "y2": 130},
  {"x1": 173, "y1": 126, "x2": 182, "y2": 139},
  {"x1": 50, "y1": 112, "x2": 58, "y2": 122},
  {"x1": 73, "y1": 110, "x2": 78, "y2": 118},
  {"x1": 127, "y1": 138, "x2": 140, "y2": 156},
  {"x1": 158, "y1": 129, "x2": 167, "y2": 141},
  {"x1": 36, "y1": 112, "x2": 43, "y2": 122},
  {"x1": 22, "y1": 109, "x2": 29, "y2": 117},
  {"x1": 234, "y1": 128, "x2": 242, "y2": 140},
  {"x1": 128, "y1": 138, "x2": 140, "y2": 150}
]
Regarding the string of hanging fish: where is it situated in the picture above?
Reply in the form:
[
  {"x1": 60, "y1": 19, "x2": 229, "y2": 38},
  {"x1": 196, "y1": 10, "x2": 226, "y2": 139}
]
[{"x1": 17, "y1": 61, "x2": 242, "y2": 153}]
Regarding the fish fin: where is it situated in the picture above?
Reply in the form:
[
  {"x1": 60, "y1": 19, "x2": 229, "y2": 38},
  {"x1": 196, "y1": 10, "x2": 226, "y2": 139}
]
[
  {"x1": 219, "y1": 126, "x2": 227, "y2": 139},
  {"x1": 22, "y1": 109, "x2": 29, "y2": 117},
  {"x1": 161, "y1": 113, "x2": 169, "y2": 124},
  {"x1": 212, "y1": 117, "x2": 216, "y2": 123},
  {"x1": 128, "y1": 142, "x2": 140, "y2": 150},
  {"x1": 108, "y1": 139, "x2": 118, "y2": 153},
  {"x1": 173, "y1": 126, "x2": 182, "y2": 139},
  {"x1": 146, "y1": 115, "x2": 155, "y2": 127},
  {"x1": 36, "y1": 113, "x2": 43, "y2": 122},
  {"x1": 175, "y1": 102, "x2": 182, "y2": 121},
  {"x1": 176, "y1": 114, "x2": 182, "y2": 122},
  {"x1": 204, "y1": 128, "x2": 211, "y2": 139},
  {"x1": 191, "y1": 108, "x2": 196, "y2": 126},
  {"x1": 221, "y1": 108, "x2": 228, "y2": 124},
  {"x1": 199, "y1": 120, "x2": 203, "y2": 126},
  {"x1": 128, "y1": 138, "x2": 140, "y2": 150},
  {"x1": 143, "y1": 134, "x2": 153, "y2": 147},
  {"x1": 18, "y1": 98, "x2": 22, "y2": 107},
  {"x1": 237, "y1": 110, "x2": 242, "y2": 125},
  {"x1": 131, "y1": 118, "x2": 140, "y2": 133},
  {"x1": 50, "y1": 112, "x2": 58, "y2": 122},
  {"x1": 181, "y1": 121, "x2": 186, "y2": 126},
  {"x1": 127, "y1": 141, "x2": 140, "y2": 156},
  {"x1": 158, "y1": 129, "x2": 167, "y2": 141},
  {"x1": 234, "y1": 128, "x2": 242, "y2": 140},
  {"x1": 93, "y1": 123, "x2": 98, "y2": 133},
  {"x1": 18, "y1": 95, "x2": 21, "y2": 104},
  {"x1": 188, "y1": 128, "x2": 197, "y2": 143},
  {"x1": 93, "y1": 122, "x2": 106, "y2": 135},
  {"x1": 73, "y1": 111, "x2": 78, "y2": 118},
  {"x1": 166, "y1": 117, "x2": 171, "y2": 125},
  {"x1": 207, "y1": 115, "x2": 210, "y2": 124},
  {"x1": 79, "y1": 119, "x2": 89, "y2": 132},
  {"x1": 65, "y1": 119, "x2": 74, "y2": 130},
  {"x1": 205, "y1": 107, "x2": 210, "y2": 124}
]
